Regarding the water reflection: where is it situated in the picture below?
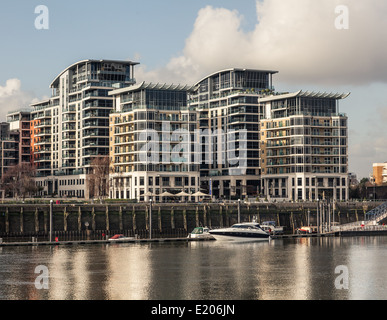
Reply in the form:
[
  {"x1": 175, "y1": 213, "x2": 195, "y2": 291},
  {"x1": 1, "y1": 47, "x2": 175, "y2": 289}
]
[
  {"x1": 105, "y1": 244, "x2": 151, "y2": 300},
  {"x1": 0, "y1": 237, "x2": 386, "y2": 300}
]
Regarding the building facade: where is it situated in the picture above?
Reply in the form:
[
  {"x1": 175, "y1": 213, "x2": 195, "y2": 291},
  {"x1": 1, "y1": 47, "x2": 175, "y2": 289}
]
[
  {"x1": 371, "y1": 163, "x2": 387, "y2": 186},
  {"x1": 109, "y1": 82, "x2": 201, "y2": 202},
  {"x1": 0, "y1": 122, "x2": 18, "y2": 199},
  {"x1": 31, "y1": 59, "x2": 138, "y2": 198},
  {"x1": 6, "y1": 111, "x2": 32, "y2": 165},
  {"x1": 259, "y1": 91, "x2": 350, "y2": 201},
  {"x1": 1, "y1": 111, "x2": 33, "y2": 199},
  {"x1": 189, "y1": 68, "x2": 278, "y2": 199},
  {"x1": 1, "y1": 61, "x2": 350, "y2": 202}
]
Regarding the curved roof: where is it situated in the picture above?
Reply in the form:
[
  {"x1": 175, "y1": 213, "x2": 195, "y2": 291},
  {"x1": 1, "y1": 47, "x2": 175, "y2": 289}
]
[
  {"x1": 258, "y1": 90, "x2": 350, "y2": 102},
  {"x1": 194, "y1": 68, "x2": 279, "y2": 87},
  {"x1": 109, "y1": 81, "x2": 196, "y2": 96},
  {"x1": 49, "y1": 59, "x2": 139, "y2": 88}
]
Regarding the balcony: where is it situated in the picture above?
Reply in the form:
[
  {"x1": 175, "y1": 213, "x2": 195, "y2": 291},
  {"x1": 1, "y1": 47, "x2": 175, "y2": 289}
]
[
  {"x1": 35, "y1": 138, "x2": 52, "y2": 145},
  {"x1": 62, "y1": 133, "x2": 76, "y2": 140},
  {"x1": 62, "y1": 106, "x2": 76, "y2": 113},
  {"x1": 62, "y1": 142, "x2": 76, "y2": 149},
  {"x1": 62, "y1": 152, "x2": 76, "y2": 159},
  {"x1": 63, "y1": 124, "x2": 76, "y2": 131},
  {"x1": 63, "y1": 115, "x2": 76, "y2": 122}
]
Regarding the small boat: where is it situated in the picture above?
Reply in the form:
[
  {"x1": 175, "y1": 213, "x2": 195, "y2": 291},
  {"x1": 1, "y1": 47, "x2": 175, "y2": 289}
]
[
  {"x1": 108, "y1": 234, "x2": 135, "y2": 241},
  {"x1": 209, "y1": 222, "x2": 270, "y2": 242},
  {"x1": 260, "y1": 221, "x2": 284, "y2": 235},
  {"x1": 188, "y1": 227, "x2": 214, "y2": 239},
  {"x1": 297, "y1": 226, "x2": 318, "y2": 234}
]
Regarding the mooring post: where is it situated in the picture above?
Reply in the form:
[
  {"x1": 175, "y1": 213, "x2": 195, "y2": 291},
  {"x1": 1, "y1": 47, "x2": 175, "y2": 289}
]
[
  {"x1": 195, "y1": 206, "x2": 199, "y2": 227},
  {"x1": 238, "y1": 199, "x2": 241, "y2": 223},
  {"x1": 5, "y1": 207, "x2": 9, "y2": 234},
  {"x1": 119, "y1": 206, "x2": 123, "y2": 230},
  {"x1": 149, "y1": 199, "x2": 152, "y2": 239},
  {"x1": 63, "y1": 207, "x2": 68, "y2": 232},
  {"x1": 20, "y1": 207, "x2": 24, "y2": 234},
  {"x1": 34, "y1": 207, "x2": 39, "y2": 233},
  {"x1": 49, "y1": 200, "x2": 53, "y2": 242},
  {"x1": 158, "y1": 206, "x2": 162, "y2": 232}
]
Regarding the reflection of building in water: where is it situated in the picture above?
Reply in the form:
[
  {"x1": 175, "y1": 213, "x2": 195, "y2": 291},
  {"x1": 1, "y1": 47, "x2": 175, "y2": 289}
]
[{"x1": 106, "y1": 246, "x2": 151, "y2": 299}]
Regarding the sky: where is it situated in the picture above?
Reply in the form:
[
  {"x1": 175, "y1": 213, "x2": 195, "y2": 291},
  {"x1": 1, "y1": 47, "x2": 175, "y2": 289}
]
[{"x1": 1, "y1": 0, "x2": 387, "y2": 179}]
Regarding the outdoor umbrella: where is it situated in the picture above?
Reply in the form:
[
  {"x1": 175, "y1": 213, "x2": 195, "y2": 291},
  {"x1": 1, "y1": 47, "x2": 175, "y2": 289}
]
[
  {"x1": 192, "y1": 191, "x2": 208, "y2": 196},
  {"x1": 176, "y1": 191, "x2": 190, "y2": 197},
  {"x1": 160, "y1": 191, "x2": 175, "y2": 197}
]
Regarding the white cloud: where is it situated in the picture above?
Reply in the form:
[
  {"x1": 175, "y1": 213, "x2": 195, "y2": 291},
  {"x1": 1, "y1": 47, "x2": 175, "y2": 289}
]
[
  {"x1": 0, "y1": 78, "x2": 36, "y2": 121},
  {"x1": 135, "y1": 0, "x2": 387, "y2": 179},
  {"x1": 136, "y1": 0, "x2": 387, "y2": 87}
]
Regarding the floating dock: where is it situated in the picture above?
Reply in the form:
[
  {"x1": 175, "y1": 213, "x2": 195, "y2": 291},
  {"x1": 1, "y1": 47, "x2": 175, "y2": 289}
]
[
  {"x1": 2, "y1": 229, "x2": 387, "y2": 247},
  {"x1": 0, "y1": 237, "x2": 215, "y2": 247}
]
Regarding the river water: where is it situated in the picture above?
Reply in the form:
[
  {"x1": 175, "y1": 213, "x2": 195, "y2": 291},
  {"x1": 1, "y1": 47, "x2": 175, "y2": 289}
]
[{"x1": 0, "y1": 236, "x2": 386, "y2": 300}]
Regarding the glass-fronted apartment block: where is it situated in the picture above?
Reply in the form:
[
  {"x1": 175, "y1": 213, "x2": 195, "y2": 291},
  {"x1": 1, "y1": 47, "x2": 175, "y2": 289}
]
[
  {"x1": 109, "y1": 82, "x2": 201, "y2": 202},
  {"x1": 259, "y1": 90, "x2": 350, "y2": 201},
  {"x1": 189, "y1": 68, "x2": 278, "y2": 199},
  {"x1": 31, "y1": 59, "x2": 138, "y2": 198}
]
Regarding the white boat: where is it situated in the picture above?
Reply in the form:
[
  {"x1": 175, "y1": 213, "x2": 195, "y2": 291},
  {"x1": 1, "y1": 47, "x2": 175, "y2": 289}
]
[
  {"x1": 260, "y1": 221, "x2": 284, "y2": 235},
  {"x1": 209, "y1": 222, "x2": 270, "y2": 242},
  {"x1": 188, "y1": 227, "x2": 214, "y2": 239}
]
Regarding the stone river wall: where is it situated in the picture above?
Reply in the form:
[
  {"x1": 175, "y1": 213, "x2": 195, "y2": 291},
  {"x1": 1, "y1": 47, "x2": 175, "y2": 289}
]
[{"x1": 0, "y1": 202, "x2": 380, "y2": 240}]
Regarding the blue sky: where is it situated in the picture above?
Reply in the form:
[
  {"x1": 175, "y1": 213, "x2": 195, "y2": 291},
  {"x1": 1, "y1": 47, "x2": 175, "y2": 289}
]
[
  {"x1": 1, "y1": 0, "x2": 387, "y2": 179},
  {"x1": 0, "y1": 0, "x2": 258, "y2": 96}
]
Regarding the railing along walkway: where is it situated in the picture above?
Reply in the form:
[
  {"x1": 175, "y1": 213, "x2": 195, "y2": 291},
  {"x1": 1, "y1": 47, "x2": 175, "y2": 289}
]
[{"x1": 334, "y1": 201, "x2": 387, "y2": 232}]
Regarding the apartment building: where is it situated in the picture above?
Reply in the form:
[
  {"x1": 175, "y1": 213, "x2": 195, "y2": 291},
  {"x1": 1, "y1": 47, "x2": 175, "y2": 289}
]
[
  {"x1": 0, "y1": 122, "x2": 18, "y2": 179},
  {"x1": 6, "y1": 110, "x2": 32, "y2": 165},
  {"x1": 31, "y1": 59, "x2": 138, "y2": 198},
  {"x1": 189, "y1": 68, "x2": 278, "y2": 199},
  {"x1": 259, "y1": 90, "x2": 350, "y2": 201},
  {"x1": 2, "y1": 61, "x2": 350, "y2": 203},
  {"x1": 0, "y1": 122, "x2": 19, "y2": 198},
  {"x1": 109, "y1": 82, "x2": 201, "y2": 201},
  {"x1": 371, "y1": 163, "x2": 387, "y2": 185}
]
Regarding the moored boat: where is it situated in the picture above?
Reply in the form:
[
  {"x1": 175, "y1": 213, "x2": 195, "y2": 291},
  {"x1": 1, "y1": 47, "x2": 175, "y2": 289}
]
[
  {"x1": 209, "y1": 222, "x2": 270, "y2": 242},
  {"x1": 296, "y1": 226, "x2": 318, "y2": 234},
  {"x1": 260, "y1": 221, "x2": 285, "y2": 235},
  {"x1": 187, "y1": 227, "x2": 214, "y2": 239}
]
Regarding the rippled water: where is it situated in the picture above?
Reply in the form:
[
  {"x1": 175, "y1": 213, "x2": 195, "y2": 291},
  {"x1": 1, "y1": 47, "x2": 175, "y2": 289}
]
[{"x1": 0, "y1": 236, "x2": 386, "y2": 300}]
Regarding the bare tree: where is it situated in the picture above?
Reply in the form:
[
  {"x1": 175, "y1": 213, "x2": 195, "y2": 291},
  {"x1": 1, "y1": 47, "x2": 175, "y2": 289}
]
[
  {"x1": 2, "y1": 163, "x2": 38, "y2": 200},
  {"x1": 88, "y1": 156, "x2": 110, "y2": 201}
]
